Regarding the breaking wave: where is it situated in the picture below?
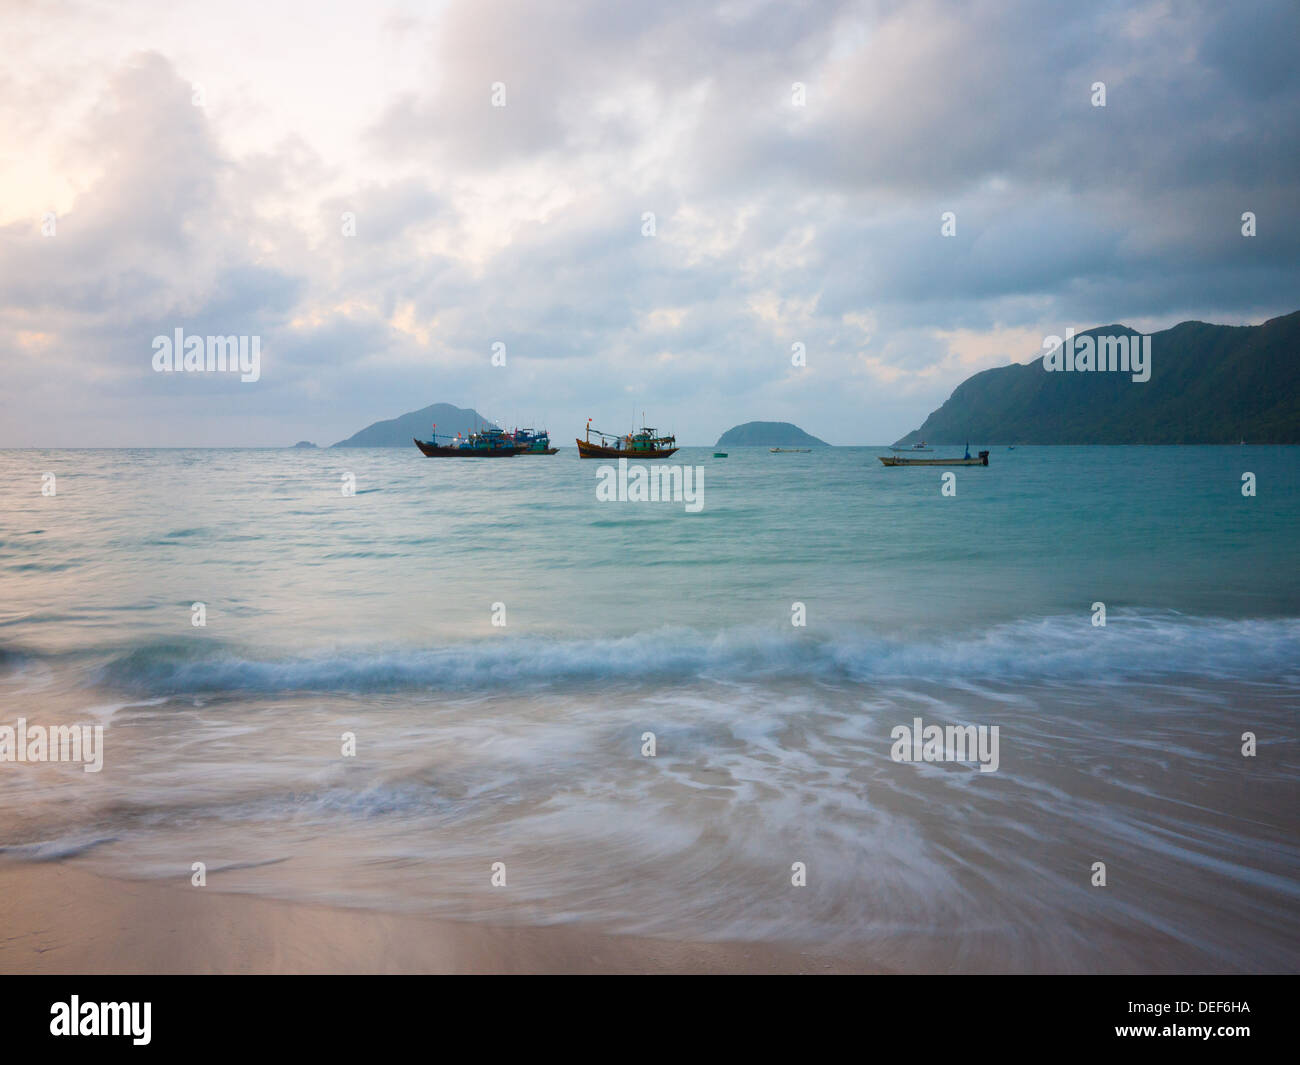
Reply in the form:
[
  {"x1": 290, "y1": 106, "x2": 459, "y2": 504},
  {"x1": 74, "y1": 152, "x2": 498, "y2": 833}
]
[{"x1": 83, "y1": 612, "x2": 1300, "y2": 696}]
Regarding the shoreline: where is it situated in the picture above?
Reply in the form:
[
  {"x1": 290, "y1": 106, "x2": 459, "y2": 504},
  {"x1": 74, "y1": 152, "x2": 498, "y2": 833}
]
[{"x1": 0, "y1": 862, "x2": 880, "y2": 975}]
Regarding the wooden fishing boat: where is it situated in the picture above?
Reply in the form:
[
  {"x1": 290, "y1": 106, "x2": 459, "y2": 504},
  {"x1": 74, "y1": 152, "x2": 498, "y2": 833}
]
[
  {"x1": 576, "y1": 418, "x2": 678, "y2": 459},
  {"x1": 770, "y1": 447, "x2": 811, "y2": 453},
  {"x1": 880, "y1": 450, "x2": 989, "y2": 467},
  {"x1": 413, "y1": 424, "x2": 521, "y2": 456},
  {"x1": 713, "y1": 452, "x2": 728, "y2": 458},
  {"x1": 512, "y1": 428, "x2": 559, "y2": 454},
  {"x1": 413, "y1": 437, "x2": 519, "y2": 456}
]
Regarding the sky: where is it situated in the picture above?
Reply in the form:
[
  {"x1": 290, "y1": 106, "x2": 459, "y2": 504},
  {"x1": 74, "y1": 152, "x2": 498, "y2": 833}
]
[{"x1": 2, "y1": 0, "x2": 1298, "y2": 446}]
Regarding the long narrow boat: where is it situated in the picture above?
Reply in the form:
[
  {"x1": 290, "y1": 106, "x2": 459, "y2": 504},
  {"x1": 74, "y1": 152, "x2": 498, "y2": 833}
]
[
  {"x1": 880, "y1": 450, "x2": 989, "y2": 467},
  {"x1": 770, "y1": 447, "x2": 811, "y2": 453},
  {"x1": 413, "y1": 425, "x2": 521, "y2": 456},
  {"x1": 413, "y1": 438, "x2": 518, "y2": 456},
  {"x1": 576, "y1": 419, "x2": 678, "y2": 459}
]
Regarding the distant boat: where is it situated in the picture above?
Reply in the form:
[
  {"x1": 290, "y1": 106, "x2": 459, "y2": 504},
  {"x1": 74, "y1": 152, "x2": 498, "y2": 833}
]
[
  {"x1": 577, "y1": 418, "x2": 678, "y2": 459},
  {"x1": 413, "y1": 424, "x2": 521, "y2": 456},
  {"x1": 881, "y1": 446, "x2": 989, "y2": 467},
  {"x1": 512, "y1": 428, "x2": 558, "y2": 454},
  {"x1": 770, "y1": 447, "x2": 811, "y2": 453},
  {"x1": 713, "y1": 452, "x2": 728, "y2": 458},
  {"x1": 890, "y1": 441, "x2": 933, "y2": 452}
]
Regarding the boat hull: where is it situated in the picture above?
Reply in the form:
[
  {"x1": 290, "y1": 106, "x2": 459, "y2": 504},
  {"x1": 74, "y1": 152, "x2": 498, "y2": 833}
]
[
  {"x1": 879, "y1": 451, "x2": 989, "y2": 466},
  {"x1": 576, "y1": 440, "x2": 678, "y2": 459},
  {"x1": 413, "y1": 438, "x2": 520, "y2": 457}
]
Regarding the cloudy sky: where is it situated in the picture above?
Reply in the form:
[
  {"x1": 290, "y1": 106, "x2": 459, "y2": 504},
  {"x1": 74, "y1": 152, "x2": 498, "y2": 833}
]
[{"x1": 3, "y1": 0, "x2": 1298, "y2": 446}]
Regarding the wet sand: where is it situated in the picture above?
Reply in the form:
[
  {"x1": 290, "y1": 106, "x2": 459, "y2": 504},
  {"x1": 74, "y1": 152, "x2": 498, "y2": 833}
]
[{"x1": 0, "y1": 863, "x2": 878, "y2": 974}]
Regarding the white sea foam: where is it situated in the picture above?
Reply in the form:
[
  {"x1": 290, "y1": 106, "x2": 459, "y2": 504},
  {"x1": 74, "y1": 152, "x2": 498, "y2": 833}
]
[{"x1": 0, "y1": 836, "x2": 117, "y2": 862}]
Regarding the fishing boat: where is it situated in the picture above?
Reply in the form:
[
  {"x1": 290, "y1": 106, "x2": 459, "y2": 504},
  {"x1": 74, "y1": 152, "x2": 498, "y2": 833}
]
[
  {"x1": 413, "y1": 424, "x2": 521, "y2": 456},
  {"x1": 713, "y1": 452, "x2": 728, "y2": 458},
  {"x1": 770, "y1": 447, "x2": 811, "y2": 453},
  {"x1": 512, "y1": 428, "x2": 558, "y2": 454},
  {"x1": 576, "y1": 418, "x2": 678, "y2": 459},
  {"x1": 880, "y1": 445, "x2": 989, "y2": 467},
  {"x1": 889, "y1": 441, "x2": 933, "y2": 452}
]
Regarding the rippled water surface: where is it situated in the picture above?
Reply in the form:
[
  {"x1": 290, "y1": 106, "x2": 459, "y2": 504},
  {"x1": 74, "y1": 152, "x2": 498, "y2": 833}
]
[{"x1": 1, "y1": 445, "x2": 1297, "y2": 971}]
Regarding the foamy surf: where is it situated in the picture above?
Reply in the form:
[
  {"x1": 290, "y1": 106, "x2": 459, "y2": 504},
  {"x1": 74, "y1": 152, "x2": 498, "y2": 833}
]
[
  {"x1": 74, "y1": 612, "x2": 1300, "y2": 696},
  {"x1": 0, "y1": 837, "x2": 118, "y2": 863}
]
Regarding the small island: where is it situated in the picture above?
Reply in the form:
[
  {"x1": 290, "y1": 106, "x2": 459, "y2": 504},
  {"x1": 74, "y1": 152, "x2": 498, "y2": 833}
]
[{"x1": 715, "y1": 421, "x2": 830, "y2": 448}]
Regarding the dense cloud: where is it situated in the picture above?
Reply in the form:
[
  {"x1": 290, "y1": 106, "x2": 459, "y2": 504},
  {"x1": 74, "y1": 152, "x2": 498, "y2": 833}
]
[{"x1": 1, "y1": 0, "x2": 1297, "y2": 445}]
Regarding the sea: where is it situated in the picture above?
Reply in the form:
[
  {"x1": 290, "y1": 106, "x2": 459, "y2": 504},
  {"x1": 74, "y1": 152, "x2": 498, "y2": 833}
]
[{"x1": 1, "y1": 445, "x2": 1297, "y2": 972}]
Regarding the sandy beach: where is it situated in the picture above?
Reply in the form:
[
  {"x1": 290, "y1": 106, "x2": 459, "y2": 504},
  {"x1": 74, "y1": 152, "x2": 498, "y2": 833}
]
[{"x1": 0, "y1": 863, "x2": 875, "y2": 975}]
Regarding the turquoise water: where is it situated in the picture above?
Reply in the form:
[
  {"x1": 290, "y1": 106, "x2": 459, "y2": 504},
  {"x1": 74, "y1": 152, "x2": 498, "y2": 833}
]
[{"x1": 1, "y1": 446, "x2": 1297, "y2": 971}]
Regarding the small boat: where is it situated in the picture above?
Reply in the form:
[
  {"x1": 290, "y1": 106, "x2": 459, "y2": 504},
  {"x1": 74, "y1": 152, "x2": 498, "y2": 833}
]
[
  {"x1": 413, "y1": 424, "x2": 521, "y2": 456},
  {"x1": 770, "y1": 447, "x2": 811, "y2": 453},
  {"x1": 890, "y1": 441, "x2": 933, "y2": 452},
  {"x1": 880, "y1": 447, "x2": 989, "y2": 467},
  {"x1": 577, "y1": 418, "x2": 678, "y2": 459},
  {"x1": 713, "y1": 452, "x2": 728, "y2": 458}
]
